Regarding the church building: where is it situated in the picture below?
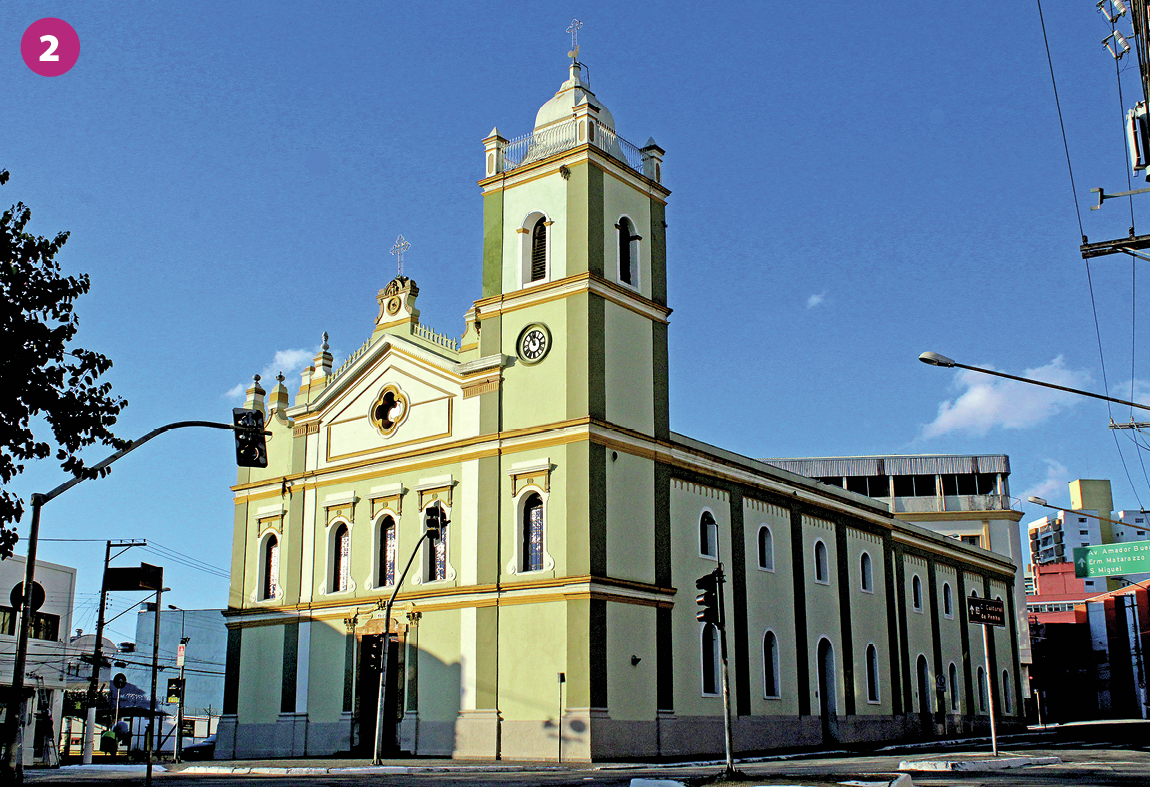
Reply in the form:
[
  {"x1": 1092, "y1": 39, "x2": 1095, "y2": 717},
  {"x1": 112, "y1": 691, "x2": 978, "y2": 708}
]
[{"x1": 217, "y1": 55, "x2": 1024, "y2": 761}]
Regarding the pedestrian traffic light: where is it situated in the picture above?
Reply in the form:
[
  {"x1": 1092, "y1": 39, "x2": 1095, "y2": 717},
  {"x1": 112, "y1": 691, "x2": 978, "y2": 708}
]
[
  {"x1": 696, "y1": 569, "x2": 721, "y2": 626},
  {"x1": 233, "y1": 408, "x2": 268, "y2": 468}
]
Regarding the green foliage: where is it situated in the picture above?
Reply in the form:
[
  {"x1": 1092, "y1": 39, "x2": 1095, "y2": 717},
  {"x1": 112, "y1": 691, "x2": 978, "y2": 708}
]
[{"x1": 0, "y1": 169, "x2": 128, "y2": 556}]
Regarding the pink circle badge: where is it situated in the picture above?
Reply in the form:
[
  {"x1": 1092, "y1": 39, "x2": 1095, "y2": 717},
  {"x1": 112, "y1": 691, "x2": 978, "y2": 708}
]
[{"x1": 21, "y1": 18, "x2": 80, "y2": 77}]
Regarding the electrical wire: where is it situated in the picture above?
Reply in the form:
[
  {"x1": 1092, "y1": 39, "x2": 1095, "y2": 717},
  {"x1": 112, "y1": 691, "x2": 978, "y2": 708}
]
[{"x1": 1036, "y1": 0, "x2": 1085, "y2": 237}]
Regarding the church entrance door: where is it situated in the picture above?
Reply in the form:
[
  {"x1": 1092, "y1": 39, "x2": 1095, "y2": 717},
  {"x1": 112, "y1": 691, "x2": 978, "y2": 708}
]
[{"x1": 355, "y1": 633, "x2": 400, "y2": 757}]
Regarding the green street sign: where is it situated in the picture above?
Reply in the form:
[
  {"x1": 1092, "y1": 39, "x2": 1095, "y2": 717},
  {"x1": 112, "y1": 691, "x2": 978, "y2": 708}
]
[{"x1": 1073, "y1": 541, "x2": 1150, "y2": 577}]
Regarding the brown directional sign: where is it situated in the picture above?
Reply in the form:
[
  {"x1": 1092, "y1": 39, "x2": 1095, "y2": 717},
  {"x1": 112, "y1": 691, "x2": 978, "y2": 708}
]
[{"x1": 967, "y1": 596, "x2": 1006, "y2": 627}]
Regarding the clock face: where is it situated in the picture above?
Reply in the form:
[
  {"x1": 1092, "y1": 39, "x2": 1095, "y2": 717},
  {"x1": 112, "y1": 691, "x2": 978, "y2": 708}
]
[{"x1": 518, "y1": 324, "x2": 550, "y2": 364}]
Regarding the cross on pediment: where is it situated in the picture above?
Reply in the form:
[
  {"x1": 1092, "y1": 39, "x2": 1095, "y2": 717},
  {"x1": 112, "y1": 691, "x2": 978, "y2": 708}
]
[{"x1": 390, "y1": 235, "x2": 410, "y2": 277}]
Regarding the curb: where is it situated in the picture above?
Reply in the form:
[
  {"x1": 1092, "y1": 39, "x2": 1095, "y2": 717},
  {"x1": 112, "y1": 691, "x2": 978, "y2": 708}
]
[
  {"x1": 631, "y1": 776, "x2": 914, "y2": 787},
  {"x1": 898, "y1": 755, "x2": 1061, "y2": 772}
]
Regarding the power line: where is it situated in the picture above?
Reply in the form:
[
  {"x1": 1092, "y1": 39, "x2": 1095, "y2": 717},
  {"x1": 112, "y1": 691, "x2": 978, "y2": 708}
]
[{"x1": 1036, "y1": 0, "x2": 1085, "y2": 237}]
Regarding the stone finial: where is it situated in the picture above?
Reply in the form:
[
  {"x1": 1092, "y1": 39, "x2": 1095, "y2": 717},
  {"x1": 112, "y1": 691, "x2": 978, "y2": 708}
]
[
  {"x1": 244, "y1": 374, "x2": 266, "y2": 415},
  {"x1": 314, "y1": 333, "x2": 333, "y2": 377},
  {"x1": 268, "y1": 370, "x2": 290, "y2": 414}
]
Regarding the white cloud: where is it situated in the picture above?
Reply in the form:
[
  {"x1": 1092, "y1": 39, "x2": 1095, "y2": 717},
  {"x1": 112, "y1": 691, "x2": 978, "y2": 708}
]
[
  {"x1": 920, "y1": 356, "x2": 1093, "y2": 439},
  {"x1": 806, "y1": 292, "x2": 826, "y2": 309},
  {"x1": 1019, "y1": 459, "x2": 1069, "y2": 507},
  {"x1": 224, "y1": 346, "x2": 318, "y2": 400}
]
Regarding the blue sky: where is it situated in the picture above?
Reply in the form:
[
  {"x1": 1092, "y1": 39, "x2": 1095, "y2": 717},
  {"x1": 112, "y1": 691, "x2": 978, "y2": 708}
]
[{"x1": 4, "y1": 2, "x2": 1149, "y2": 630}]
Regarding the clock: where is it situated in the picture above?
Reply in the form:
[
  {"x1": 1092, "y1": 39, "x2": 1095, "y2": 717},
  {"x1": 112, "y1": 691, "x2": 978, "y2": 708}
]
[{"x1": 517, "y1": 323, "x2": 551, "y2": 364}]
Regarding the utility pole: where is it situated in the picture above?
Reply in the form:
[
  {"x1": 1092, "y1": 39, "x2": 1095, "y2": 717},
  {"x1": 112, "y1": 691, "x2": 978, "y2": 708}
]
[
  {"x1": 84, "y1": 539, "x2": 146, "y2": 764},
  {"x1": 169, "y1": 605, "x2": 188, "y2": 762}
]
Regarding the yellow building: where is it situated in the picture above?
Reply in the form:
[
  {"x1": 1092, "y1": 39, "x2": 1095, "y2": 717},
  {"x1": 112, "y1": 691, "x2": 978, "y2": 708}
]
[{"x1": 217, "y1": 57, "x2": 1024, "y2": 761}]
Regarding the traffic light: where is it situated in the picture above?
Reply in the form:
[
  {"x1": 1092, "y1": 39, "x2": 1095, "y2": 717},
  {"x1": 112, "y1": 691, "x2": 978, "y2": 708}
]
[
  {"x1": 696, "y1": 569, "x2": 722, "y2": 626},
  {"x1": 233, "y1": 408, "x2": 268, "y2": 468},
  {"x1": 425, "y1": 504, "x2": 449, "y2": 540},
  {"x1": 166, "y1": 677, "x2": 185, "y2": 704}
]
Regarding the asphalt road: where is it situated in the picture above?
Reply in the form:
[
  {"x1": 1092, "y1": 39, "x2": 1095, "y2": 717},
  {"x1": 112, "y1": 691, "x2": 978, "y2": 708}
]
[{"x1": 24, "y1": 721, "x2": 1150, "y2": 787}]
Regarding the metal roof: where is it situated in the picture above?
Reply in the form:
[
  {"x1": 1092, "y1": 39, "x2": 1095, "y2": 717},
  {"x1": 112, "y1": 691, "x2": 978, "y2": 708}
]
[{"x1": 761, "y1": 454, "x2": 1010, "y2": 477}]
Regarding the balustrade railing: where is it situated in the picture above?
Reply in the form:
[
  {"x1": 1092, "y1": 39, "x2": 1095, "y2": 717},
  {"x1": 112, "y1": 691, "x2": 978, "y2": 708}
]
[
  {"x1": 501, "y1": 119, "x2": 644, "y2": 175},
  {"x1": 412, "y1": 322, "x2": 459, "y2": 352}
]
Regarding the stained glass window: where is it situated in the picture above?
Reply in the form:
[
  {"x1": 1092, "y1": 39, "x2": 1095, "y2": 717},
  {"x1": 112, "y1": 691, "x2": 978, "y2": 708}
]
[
  {"x1": 334, "y1": 524, "x2": 349, "y2": 592},
  {"x1": 523, "y1": 494, "x2": 544, "y2": 572},
  {"x1": 263, "y1": 535, "x2": 279, "y2": 600},
  {"x1": 381, "y1": 517, "x2": 396, "y2": 587}
]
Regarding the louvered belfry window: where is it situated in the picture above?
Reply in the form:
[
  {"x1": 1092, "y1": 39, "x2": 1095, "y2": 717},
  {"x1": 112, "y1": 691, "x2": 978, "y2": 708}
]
[{"x1": 530, "y1": 217, "x2": 547, "y2": 282}]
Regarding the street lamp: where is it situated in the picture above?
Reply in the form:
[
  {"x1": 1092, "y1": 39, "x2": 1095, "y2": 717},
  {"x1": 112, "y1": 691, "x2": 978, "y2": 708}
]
[
  {"x1": 918, "y1": 351, "x2": 1150, "y2": 413},
  {"x1": 167, "y1": 605, "x2": 189, "y2": 763}
]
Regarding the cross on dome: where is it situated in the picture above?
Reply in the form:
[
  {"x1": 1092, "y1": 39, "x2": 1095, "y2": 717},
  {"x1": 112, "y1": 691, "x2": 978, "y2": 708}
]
[{"x1": 567, "y1": 19, "x2": 582, "y2": 62}]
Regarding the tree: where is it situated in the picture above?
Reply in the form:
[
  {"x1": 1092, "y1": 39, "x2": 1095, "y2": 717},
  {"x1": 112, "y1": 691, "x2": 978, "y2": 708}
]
[{"x1": 0, "y1": 169, "x2": 127, "y2": 557}]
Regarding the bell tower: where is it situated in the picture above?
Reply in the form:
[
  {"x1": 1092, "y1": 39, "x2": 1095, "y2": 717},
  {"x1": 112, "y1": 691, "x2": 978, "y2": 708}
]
[{"x1": 476, "y1": 56, "x2": 671, "y2": 440}]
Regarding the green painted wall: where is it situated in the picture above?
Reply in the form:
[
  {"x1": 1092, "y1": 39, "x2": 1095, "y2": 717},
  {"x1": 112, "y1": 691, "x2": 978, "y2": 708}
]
[
  {"x1": 307, "y1": 619, "x2": 348, "y2": 723},
  {"x1": 237, "y1": 624, "x2": 285, "y2": 724}
]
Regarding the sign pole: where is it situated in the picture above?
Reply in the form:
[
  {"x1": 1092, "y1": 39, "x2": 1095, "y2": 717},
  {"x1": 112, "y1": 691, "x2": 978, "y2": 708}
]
[{"x1": 983, "y1": 623, "x2": 998, "y2": 757}]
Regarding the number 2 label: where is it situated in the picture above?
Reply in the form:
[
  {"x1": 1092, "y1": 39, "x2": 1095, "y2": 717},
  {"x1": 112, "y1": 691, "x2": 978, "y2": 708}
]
[
  {"x1": 39, "y1": 35, "x2": 59, "y2": 62},
  {"x1": 21, "y1": 19, "x2": 79, "y2": 76}
]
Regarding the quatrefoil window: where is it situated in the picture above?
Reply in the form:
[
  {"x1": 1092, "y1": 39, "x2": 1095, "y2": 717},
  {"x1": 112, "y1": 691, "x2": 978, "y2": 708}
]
[{"x1": 370, "y1": 384, "x2": 409, "y2": 437}]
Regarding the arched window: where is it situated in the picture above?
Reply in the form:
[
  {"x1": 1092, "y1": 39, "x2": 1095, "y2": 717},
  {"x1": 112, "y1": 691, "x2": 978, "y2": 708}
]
[
  {"x1": 522, "y1": 493, "x2": 544, "y2": 572},
  {"x1": 866, "y1": 644, "x2": 879, "y2": 702},
  {"x1": 701, "y1": 623, "x2": 720, "y2": 695},
  {"x1": 860, "y1": 552, "x2": 873, "y2": 592},
  {"x1": 757, "y1": 526, "x2": 774, "y2": 571},
  {"x1": 977, "y1": 666, "x2": 987, "y2": 712},
  {"x1": 261, "y1": 534, "x2": 279, "y2": 600},
  {"x1": 699, "y1": 512, "x2": 718, "y2": 558},
  {"x1": 426, "y1": 503, "x2": 448, "y2": 582},
  {"x1": 1002, "y1": 670, "x2": 1012, "y2": 714},
  {"x1": 332, "y1": 523, "x2": 350, "y2": 593},
  {"x1": 617, "y1": 216, "x2": 639, "y2": 286},
  {"x1": 943, "y1": 582, "x2": 953, "y2": 617},
  {"x1": 814, "y1": 540, "x2": 829, "y2": 583},
  {"x1": 378, "y1": 516, "x2": 396, "y2": 587},
  {"x1": 949, "y1": 662, "x2": 959, "y2": 711},
  {"x1": 530, "y1": 217, "x2": 547, "y2": 282},
  {"x1": 763, "y1": 631, "x2": 779, "y2": 698},
  {"x1": 912, "y1": 575, "x2": 923, "y2": 611}
]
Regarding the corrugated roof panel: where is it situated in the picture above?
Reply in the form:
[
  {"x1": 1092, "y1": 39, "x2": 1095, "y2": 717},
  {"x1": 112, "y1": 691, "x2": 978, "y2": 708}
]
[{"x1": 762, "y1": 455, "x2": 1010, "y2": 477}]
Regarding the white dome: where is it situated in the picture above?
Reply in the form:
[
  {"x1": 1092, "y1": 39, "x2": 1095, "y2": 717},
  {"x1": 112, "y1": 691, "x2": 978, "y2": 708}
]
[{"x1": 534, "y1": 64, "x2": 616, "y2": 131}]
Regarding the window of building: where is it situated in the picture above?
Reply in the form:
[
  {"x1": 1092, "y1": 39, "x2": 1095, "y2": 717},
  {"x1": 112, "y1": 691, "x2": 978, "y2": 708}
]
[
  {"x1": 814, "y1": 540, "x2": 829, "y2": 584},
  {"x1": 617, "y1": 216, "x2": 639, "y2": 286},
  {"x1": 816, "y1": 476, "x2": 844, "y2": 487},
  {"x1": 860, "y1": 551, "x2": 873, "y2": 593},
  {"x1": 866, "y1": 644, "x2": 880, "y2": 703},
  {"x1": 426, "y1": 503, "x2": 448, "y2": 582},
  {"x1": 31, "y1": 612, "x2": 59, "y2": 642},
  {"x1": 702, "y1": 623, "x2": 720, "y2": 696},
  {"x1": 0, "y1": 607, "x2": 14, "y2": 636},
  {"x1": 763, "y1": 630, "x2": 780, "y2": 698},
  {"x1": 757, "y1": 526, "x2": 774, "y2": 571},
  {"x1": 949, "y1": 663, "x2": 959, "y2": 711},
  {"x1": 977, "y1": 666, "x2": 987, "y2": 712},
  {"x1": 262, "y1": 534, "x2": 279, "y2": 600},
  {"x1": 1079, "y1": 529, "x2": 1088, "y2": 535},
  {"x1": 1078, "y1": 517, "x2": 1087, "y2": 523},
  {"x1": 943, "y1": 582, "x2": 953, "y2": 617},
  {"x1": 700, "y1": 512, "x2": 718, "y2": 559},
  {"x1": 522, "y1": 493, "x2": 544, "y2": 572},
  {"x1": 912, "y1": 575, "x2": 923, "y2": 611},
  {"x1": 1002, "y1": 670, "x2": 1012, "y2": 714},
  {"x1": 530, "y1": 217, "x2": 547, "y2": 282},
  {"x1": 378, "y1": 516, "x2": 397, "y2": 587},
  {"x1": 960, "y1": 535, "x2": 981, "y2": 547},
  {"x1": 892, "y1": 474, "x2": 937, "y2": 497},
  {"x1": 332, "y1": 523, "x2": 350, "y2": 593},
  {"x1": 846, "y1": 475, "x2": 889, "y2": 497}
]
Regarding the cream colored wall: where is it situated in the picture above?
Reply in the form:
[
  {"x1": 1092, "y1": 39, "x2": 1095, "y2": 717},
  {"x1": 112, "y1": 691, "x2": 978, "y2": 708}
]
[
  {"x1": 501, "y1": 173, "x2": 569, "y2": 290},
  {"x1": 307, "y1": 618, "x2": 348, "y2": 723},
  {"x1": 987, "y1": 578, "x2": 1017, "y2": 714},
  {"x1": 497, "y1": 601, "x2": 567, "y2": 721},
  {"x1": 606, "y1": 602, "x2": 657, "y2": 721},
  {"x1": 845, "y1": 529, "x2": 889, "y2": 715},
  {"x1": 934, "y1": 564, "x2": 964, "y2": 715},
  {"x1": 669, "y1": 480, "x2": 732, "y2": 715},
  {"x1": 413, "y1": 609, "x2": 463, "y2": 724},
  {"x1": 237, "y1": 624, "x2": 284, "y2": 724},
  {"x1": 601, "y1": 174, "x2": 652, "y2": 299},
  {"x1": 742, "y1": 499, "x2": 796, "y2": 716},
  {"x1": 606, "y1": 450, "x2": 654, "y2": 584},
  {"x1": 801, "y1": 516, "x2": 843, "y2": 715},
  {"x1": 501, "y1": 298, "x2": 571, "y2": 432},
  {"x1": 901, "y1": 555, "x2": 934, "y2": 714},
  {"x1": 603, "y1": 301, "x2": 654, "y2": 434}
]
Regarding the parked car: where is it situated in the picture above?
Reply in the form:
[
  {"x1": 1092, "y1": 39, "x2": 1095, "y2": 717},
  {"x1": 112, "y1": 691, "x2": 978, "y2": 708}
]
[{"x1": 180, "y1": 734, "x2": 215, "y2": 761}]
